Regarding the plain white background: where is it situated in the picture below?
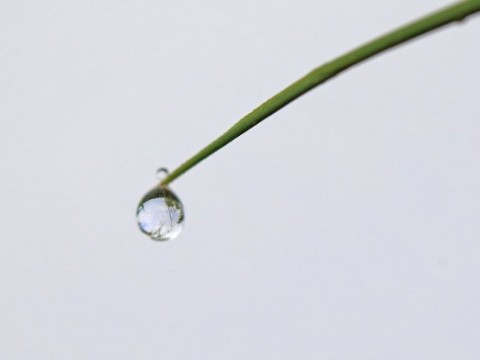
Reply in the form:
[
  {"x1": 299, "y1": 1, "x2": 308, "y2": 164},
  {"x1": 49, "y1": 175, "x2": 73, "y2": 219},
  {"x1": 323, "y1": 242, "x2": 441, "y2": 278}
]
[{"x1": 1, "y1": 0, "x2": 479, "y2": 358}]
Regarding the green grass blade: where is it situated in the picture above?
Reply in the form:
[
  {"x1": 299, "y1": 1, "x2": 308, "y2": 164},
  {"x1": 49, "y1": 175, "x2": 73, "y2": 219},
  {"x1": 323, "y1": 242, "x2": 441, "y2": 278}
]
[{"x1": 161, "y1": 0, "x2": 480, "y2": 186}]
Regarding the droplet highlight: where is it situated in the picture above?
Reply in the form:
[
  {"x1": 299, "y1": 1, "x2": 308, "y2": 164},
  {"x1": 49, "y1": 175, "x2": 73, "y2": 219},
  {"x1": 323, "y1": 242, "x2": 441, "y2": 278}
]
[{"x1": 136, "y1": 186, "x2": 185, "y2": 241}]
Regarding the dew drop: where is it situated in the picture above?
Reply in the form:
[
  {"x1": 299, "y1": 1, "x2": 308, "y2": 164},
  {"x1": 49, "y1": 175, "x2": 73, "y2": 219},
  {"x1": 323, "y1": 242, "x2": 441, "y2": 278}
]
[
  {"x1": 136, "y1": 186, "x2": 185, "y2": 241},
  {"x1": 155, "y1": 167, "x2": 169, "y2": 181}
]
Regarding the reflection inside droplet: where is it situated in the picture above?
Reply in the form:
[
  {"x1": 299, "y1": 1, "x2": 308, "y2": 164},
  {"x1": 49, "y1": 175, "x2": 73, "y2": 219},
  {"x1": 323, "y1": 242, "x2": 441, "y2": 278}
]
[{"x1": 136, "y1": 186, "x2": 184, "y2": 241}]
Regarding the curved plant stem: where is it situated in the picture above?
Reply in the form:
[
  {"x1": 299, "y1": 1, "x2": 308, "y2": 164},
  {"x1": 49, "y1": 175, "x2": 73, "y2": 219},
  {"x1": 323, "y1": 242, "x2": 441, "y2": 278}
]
[{"x1": 161, "y1": 0, "x2": 480, "y2": 186}]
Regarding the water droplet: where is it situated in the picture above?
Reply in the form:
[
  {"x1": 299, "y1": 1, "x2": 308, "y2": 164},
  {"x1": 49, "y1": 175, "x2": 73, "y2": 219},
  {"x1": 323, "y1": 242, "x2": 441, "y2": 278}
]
[
  {"x1": 136, "y1": 186, "x2": 185, "y2": 241},
  {"x1": 155, "y1": 167, "x2": 169, "y2": 181}
]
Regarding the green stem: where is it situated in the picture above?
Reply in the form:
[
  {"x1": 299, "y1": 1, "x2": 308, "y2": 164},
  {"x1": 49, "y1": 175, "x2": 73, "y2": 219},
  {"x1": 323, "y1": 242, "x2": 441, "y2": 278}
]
[{"x1": 161, "y1": 0, "x2": 480, "y2": 186}]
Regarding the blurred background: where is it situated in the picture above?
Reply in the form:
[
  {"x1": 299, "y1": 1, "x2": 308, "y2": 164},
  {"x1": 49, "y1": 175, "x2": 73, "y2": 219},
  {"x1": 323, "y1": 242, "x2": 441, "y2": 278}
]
[{"x1": 1, "y1": 0, "x2": 479, "y2": 358}]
